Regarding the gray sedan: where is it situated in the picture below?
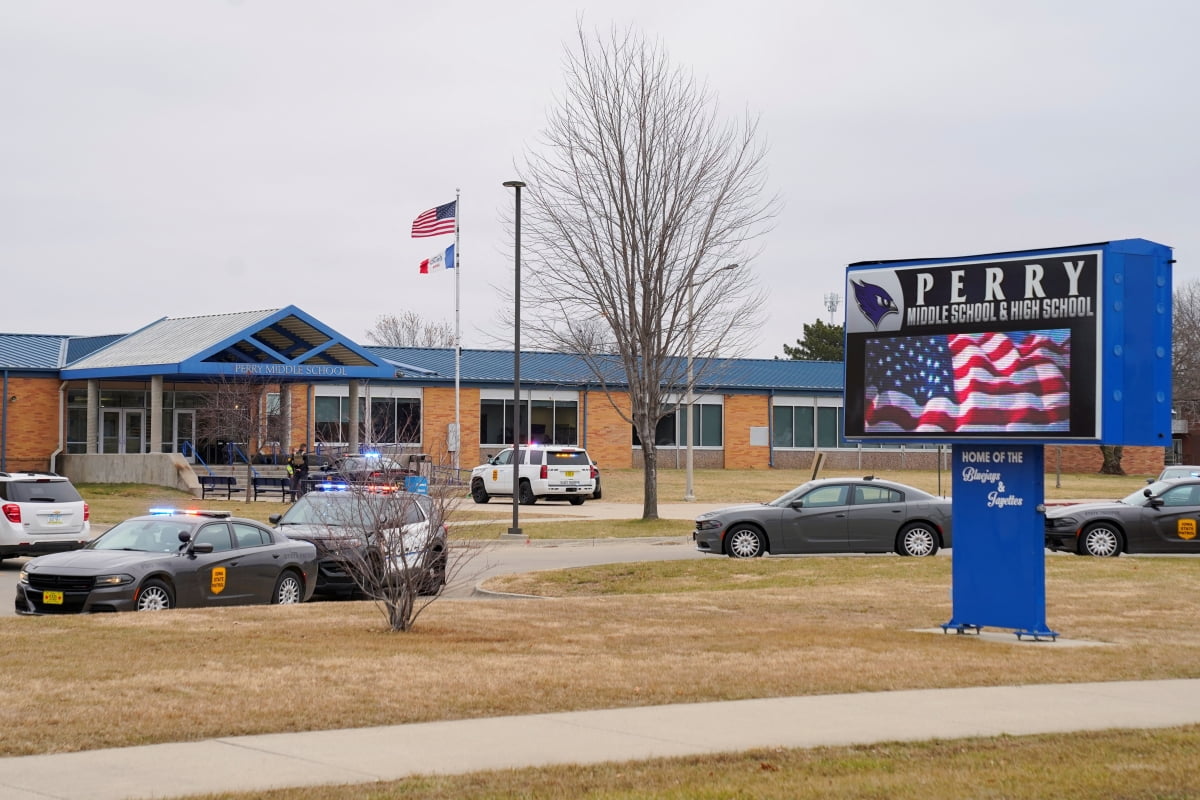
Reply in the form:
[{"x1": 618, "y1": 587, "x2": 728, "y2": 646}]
[
  {"x1": 1045, "y1": 478, "x2": 1200, "y2": 557},
  {"x1": 693, "y1": 476, "x2": 953, "y2": 558}
]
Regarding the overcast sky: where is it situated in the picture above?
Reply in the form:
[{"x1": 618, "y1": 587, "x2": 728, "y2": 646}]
[{"x1": 2, "y1": 1, "x2": 1196, "y2": 360}]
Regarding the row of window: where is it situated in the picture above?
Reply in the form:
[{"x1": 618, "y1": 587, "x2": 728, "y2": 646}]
[{"x1": 64, "y1": 387, "x2": 936, "y2": 452}]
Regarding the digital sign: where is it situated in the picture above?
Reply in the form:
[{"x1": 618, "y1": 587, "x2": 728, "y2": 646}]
[{"x1": 844, "y1": 249, "x2": 1101, "y2": 441}]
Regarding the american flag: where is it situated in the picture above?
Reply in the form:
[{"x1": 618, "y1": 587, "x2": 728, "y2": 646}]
[
  {"x1": 864, "y1": 330, "x2": 1071, "y2": 432},
  {"x1": 411, "y1": 200, "x2": 457, "y2": 238}
]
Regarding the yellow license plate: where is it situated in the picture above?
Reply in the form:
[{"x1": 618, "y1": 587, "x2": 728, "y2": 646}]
[
  {"x1": 565, "y1": 471, "x2": 575, "y2": 477},
  {"x1": 43, "y1": 591, "x2": 64, "y2": 605}
]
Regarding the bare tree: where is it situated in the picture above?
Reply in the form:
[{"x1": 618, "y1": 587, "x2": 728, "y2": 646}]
[
  {"x1": 1174, "y1": 279, "x2": 1200, "y2": 415},
  {"x1": 195, "y1": 375, "x2": 284, "y2": 499},
  {"x1": 515, "y1": 24, "x2": 776, "y2": 519},
  {"x1": 279, "y1": 453, "x2": 486, "y2": 632},
  {"x1": 365, "y1": 312, "x2": 455, "y2": 348}
]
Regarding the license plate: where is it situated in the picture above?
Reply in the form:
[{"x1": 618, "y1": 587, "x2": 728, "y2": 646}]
[
  {"x1": 46, "y1": 511, "x2": 64, "y2": 526},
  {"x1": 43, "y1": 591, "x2": 64, "y2": 605},
  {"x1": 565, "y1": 471, "x2": 575, "y2": 477}
]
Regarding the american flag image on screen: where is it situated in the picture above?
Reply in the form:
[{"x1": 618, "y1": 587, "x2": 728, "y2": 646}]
[{"x1": 864, "y1": 330, "x2": 1071, "y2": 433}]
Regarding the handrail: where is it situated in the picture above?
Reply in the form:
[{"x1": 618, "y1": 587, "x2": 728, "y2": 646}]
[
  {"x1": 181, "y1": 441, "x2": 213, "y2": 476},
  {"x1": 225, "y1": 442, "x2": 261, "y2": 478}
]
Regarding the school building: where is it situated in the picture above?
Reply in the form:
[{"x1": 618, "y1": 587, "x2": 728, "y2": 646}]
[{"x1": 0, "y1": 305, "x2": 1171, "y2": 493}]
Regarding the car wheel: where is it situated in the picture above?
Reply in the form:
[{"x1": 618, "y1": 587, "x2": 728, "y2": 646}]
[
  {"x1": 897, "y1": 523, "x2": 939, "y2": 557},
  {"x1": 726, "y1": 525, "x2": 766, "y2": 558},
  {"x1": 518, "y1": 480, "x2": 537, "y2": 505},
  {"x1": 591, "y1": 477, "x2": 602, "y2": 500},
  {"x1": 420, "y1": 551, "x2": 447, "y2": 596},
  {"x1": 136, "y1": 579, "x2": 174, "y2": 611},
  {"x1": 1080, "y1": 523, "x2": 1122, "y2": 557},
  {"x1": 569, "y1": 496, "x2": 585, "y2": 506},
  {"x1": 471, "y1": 479, "x2": 490, "y2": 504},
  {"x1": 273, "y1": 571, "x2": 303, "y2": 604}
]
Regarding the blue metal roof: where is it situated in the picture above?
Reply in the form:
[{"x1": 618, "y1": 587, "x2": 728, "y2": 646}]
[
  {"x1": 366, "y1": 347, "x2": 844, "y2": 393},
  {"x1": 0, "y1": 334, "x2": 67, "y2": 370}
]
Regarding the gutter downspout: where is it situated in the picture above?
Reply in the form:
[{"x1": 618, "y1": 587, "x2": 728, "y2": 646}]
[
  {"x1": 768, "y1": 388, "x2": 775, "y2": 468},
  {"x1": 49, "y1": 381, "x2": 66, "y2": 474},
  {"x1": 1, "y1": 371, "x2": 8, "y2": 472}
]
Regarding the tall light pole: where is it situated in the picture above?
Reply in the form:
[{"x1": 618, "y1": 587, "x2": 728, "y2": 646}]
[
  {"x1": 685, "y1": 263, "x2": 738, "y2": 502},
  {"x1": 503, "y1": 180, "x2": 526, "y2": 537}
]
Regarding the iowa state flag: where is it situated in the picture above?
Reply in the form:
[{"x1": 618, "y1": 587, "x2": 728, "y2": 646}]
[{"x1": 419, "y1": 243, "x2": 455, "y2": 274}]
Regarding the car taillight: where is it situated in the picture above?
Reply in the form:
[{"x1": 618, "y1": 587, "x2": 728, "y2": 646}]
[
  {"x1": 2, "y1": 503, "x2": 20, "y2": 524},
  {"x1": 84, "y1": 502, "x2": 90, "y2": 522},
  {"x1": 540, "y1": 464, "x2": 548, "y2": 479},
  {"x1": 590, "y1": 465, "x2": 598, "y2": 479}
]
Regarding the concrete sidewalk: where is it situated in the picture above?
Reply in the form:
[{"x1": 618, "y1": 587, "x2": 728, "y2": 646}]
[{"x1": 4, "y1": 679, "x2": 1199, "y2": 800}]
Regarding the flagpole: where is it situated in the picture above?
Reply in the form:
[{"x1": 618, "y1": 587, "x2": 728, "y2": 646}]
[{"x1": 454, "y1": 188, "x2": 461, "y2": 474}]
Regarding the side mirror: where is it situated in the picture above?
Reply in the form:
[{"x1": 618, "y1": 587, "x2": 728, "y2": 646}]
[
  {"x1": 190, "y1": 542, "x2": 215, "y2": 554},
  {"x1": 268, "y1": 513, "x2": 282, "y2": 524},
  {"x1": 789, "y1": 500, "x2": 804, "y2": 509},
  {"x1": 1146, "y1": 478, "x2": 1154, "y2": 484},
  {"x1": 1148, "y1": 496, "x2": 1164, "y2": 508}
]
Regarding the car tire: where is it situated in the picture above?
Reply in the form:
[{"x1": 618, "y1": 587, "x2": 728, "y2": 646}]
[
  {"x1": 591, "y1": 477, "x2": 602, "y2": 500},
  {"x1": 897, "y1": 523, "x2": 939, "y2": 557},
  {"x1": 569, "y1": 496, "x2": 585, "y2": 506},
  {"x1": 726, "y1": 525, "x2": 766, "y2": 558},
  {"x1": 136, "y1": 579, "x2": 174, "y2": 611},
  {"x1": 518, "y1": 480, "x2": 537, "y2": 505},
  {"x1": 1080, "y1": 523, "x2": 1122, "y2": 557},
  {"x1": 273, "y1": 571, "x2": 303, "y2": 604},
  {"x1": 420, "y1": 551, "x2": 447, "y2": 596},
  {"x1": 471, "y1": 479, "x2": 490, "y2": 504}
]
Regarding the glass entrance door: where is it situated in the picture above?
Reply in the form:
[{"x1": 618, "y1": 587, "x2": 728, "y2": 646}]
[
  {"x1": 100, "y1": 410, "x2": 146, "y2": 454},
  {"x1": 174, "y1": 409, "x2": 196, "y2": 461}
]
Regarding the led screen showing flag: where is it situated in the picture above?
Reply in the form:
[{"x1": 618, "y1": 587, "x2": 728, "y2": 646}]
[
  {"x1": 411, "y1": 201, "x2": 457, "y2": 237},
  {"x1": 864, "y1": 330, "x2": 1070, "y2": 433}
]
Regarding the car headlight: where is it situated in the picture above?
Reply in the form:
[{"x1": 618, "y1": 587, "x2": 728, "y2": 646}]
[
  {"x1": 695, "y1": 519, "x2": 723, "y2": 531},
  {"x1": 18, "y1": 569, "x2": 29, "y2": 585},
  {"x1": 93, "y1": 574, "x2": 134, "y2": 587},
  {"x1": 1047, "y1": 517, "x2": 1078, "y2": 530}
]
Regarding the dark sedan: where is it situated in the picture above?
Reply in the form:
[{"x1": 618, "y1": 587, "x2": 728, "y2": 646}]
[
  {"x1": 1045, "y1": 479, "x2": 1200, "y2": 557},
  {"x1": 271, "y1": 487, "x2": 447, "y2": 598},
  {"x1": 693, "y1": 476, "x2": 953, "y2": 558},
  {"x1": 15, "y1": 508, "x2": 317, "y2": 614}
]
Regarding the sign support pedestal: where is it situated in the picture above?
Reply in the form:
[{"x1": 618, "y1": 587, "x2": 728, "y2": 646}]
[{"x1": 942, "y1": 443, "x2": 1058, "y2": 641}]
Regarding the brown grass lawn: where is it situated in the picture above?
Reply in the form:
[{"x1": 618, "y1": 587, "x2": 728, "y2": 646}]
[
  {"x1": 24, "y1": 469, "x2": 1194, "y2": 799},
  {"x1": 4, "y1": 556, "x2": 1199, "y2": 760}
]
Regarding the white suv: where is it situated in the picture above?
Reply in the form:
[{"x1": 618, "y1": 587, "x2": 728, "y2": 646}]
[
  {"x1": 0, "y1": 472, "x2": 91, "y2": 560},
  {"x1": 470, "y1": 446, "x2": 597, "y2": 506}
]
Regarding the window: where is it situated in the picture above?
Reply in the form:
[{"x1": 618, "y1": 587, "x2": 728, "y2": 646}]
[
  {"x1": 481, "y1": 397, "x2": 579, "y2": 446},
  {"x1": 632, "y1": 402, "x2": 723, "y2": 447},
  {"x1": 802, "y1": 485, "x2": 848, "y2": 507},
  {"x1": 194, "y1": 524, "x2": 233, "y2": 552},
  {"x1": 853, "y1": 486, "x2": 901, "y2": 505},
  {"x1": 233, "y1": 523, "x2": 269, "y2": 548}
]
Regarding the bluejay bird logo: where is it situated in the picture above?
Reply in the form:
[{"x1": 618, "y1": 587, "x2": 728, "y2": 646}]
[{"x1": 852, "y1": 280, "x2": 898, "y2": 329}]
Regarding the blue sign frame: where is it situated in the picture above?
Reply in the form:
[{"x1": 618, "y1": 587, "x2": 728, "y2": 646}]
[{"x1": 843, "y1": 239, "x2": 1173, "y2": 638}]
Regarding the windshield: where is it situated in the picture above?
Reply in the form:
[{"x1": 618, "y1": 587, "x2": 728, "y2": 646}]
[{"x1": 88, "y1": 519, "x2": 186, "y2": 552}]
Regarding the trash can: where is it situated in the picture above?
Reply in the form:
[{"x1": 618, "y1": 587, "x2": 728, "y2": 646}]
[{"x1": 404, "y1": 475, "x2": 429, "y2": 494}]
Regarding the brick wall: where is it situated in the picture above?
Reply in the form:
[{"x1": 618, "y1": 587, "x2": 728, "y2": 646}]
[
  {"x1": 422, "y1": 386, "x2": 481, "y2": 469},
  {"x1": 724, "y1": 394, "x2": 770, "y2": 469},
  {"x1": 583, "y1": 389, "x2": 633, "y2": 469},
  {"x1": 2, "y1": 377, "x2": 63, "y2": 471}
]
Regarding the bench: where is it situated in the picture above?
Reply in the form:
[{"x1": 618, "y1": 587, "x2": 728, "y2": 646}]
[
  {"x1": 252, "y1": 476, "x2": 293, "y2": 501},
  {"x1": 198, "y1": 475, "x2": 246, "y2": 500}
]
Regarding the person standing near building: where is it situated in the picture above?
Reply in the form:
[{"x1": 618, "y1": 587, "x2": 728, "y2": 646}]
[
  {"x1": 286, "y1": 451, "x2": 299, "y2": 500},
  {"x1": 295, "y1": 444, "x2": 309, "y2": 495}
]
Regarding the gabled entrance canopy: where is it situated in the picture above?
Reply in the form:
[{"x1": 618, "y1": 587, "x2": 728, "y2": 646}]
[{"x1": 61, "y1": 306, "x2": 405, "y2": 381}]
